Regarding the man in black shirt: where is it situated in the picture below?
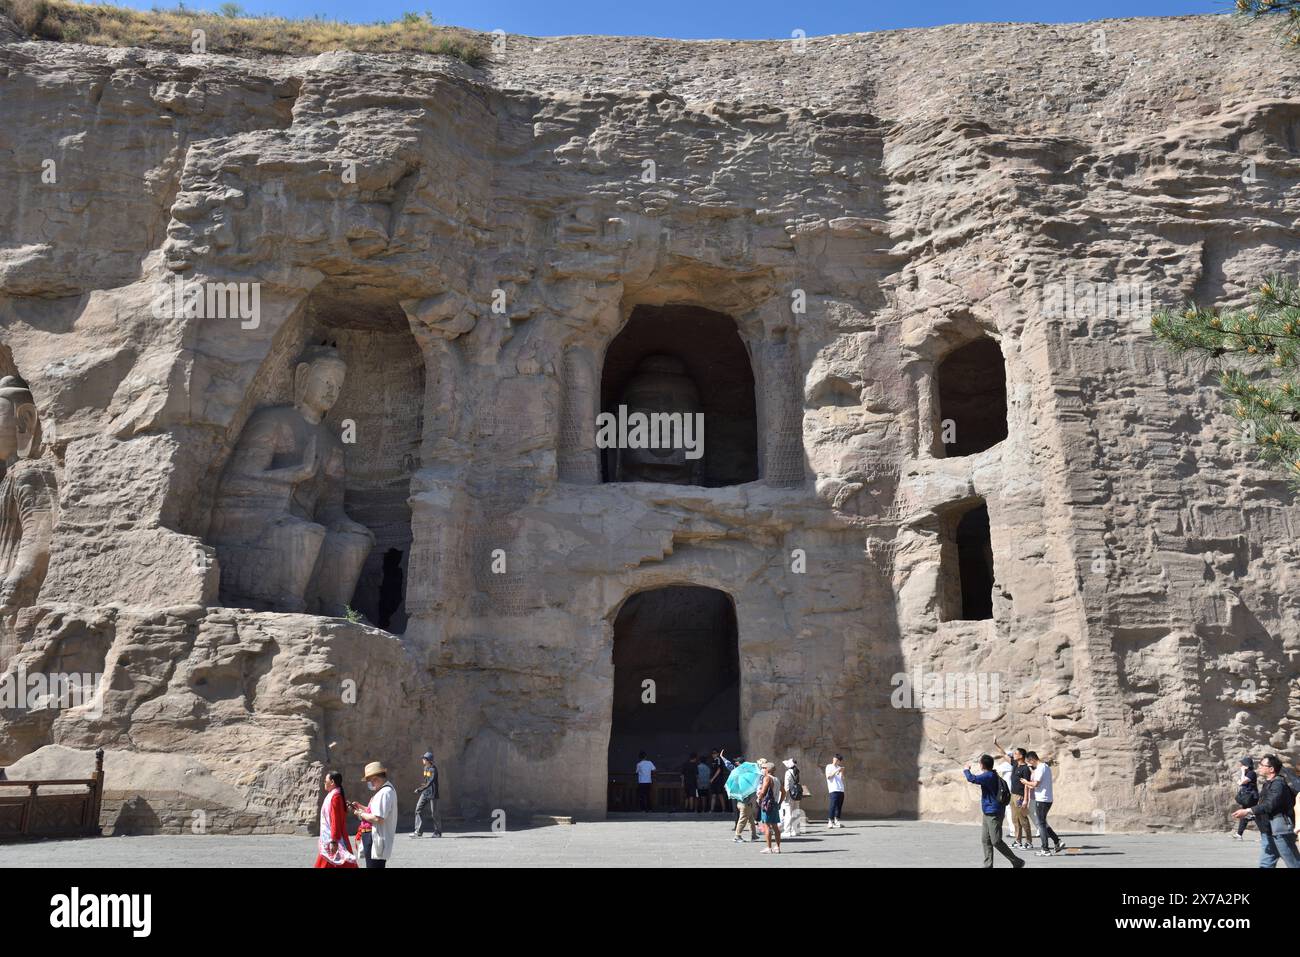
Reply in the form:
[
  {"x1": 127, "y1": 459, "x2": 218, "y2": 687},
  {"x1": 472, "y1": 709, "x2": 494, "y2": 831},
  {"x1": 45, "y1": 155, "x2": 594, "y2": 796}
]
[
  {"x1": 681, "y1": 752, "x2": 699, "y2": 812},
  {"x1": 1234, "y1": 754, "x2": 1300, "y2": 868},
  {"x1": 412, "y1": 750, "x2": 441, "y2": 838},
  {"x1": 995, "y1": 739, "x2": 1034, "y2": 849},
  {"x1": 707, "y1": 749, "x2": 727, "y2": 812},
  {"x1": 1009, "y1": 748, "x2": 1034, "y2": 848}
]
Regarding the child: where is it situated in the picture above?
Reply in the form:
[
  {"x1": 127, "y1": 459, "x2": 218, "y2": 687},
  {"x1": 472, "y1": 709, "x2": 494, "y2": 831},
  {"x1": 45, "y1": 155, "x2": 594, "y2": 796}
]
[{"x1": 1234, "y1": 756, "x2": 1258, "y2": 839}]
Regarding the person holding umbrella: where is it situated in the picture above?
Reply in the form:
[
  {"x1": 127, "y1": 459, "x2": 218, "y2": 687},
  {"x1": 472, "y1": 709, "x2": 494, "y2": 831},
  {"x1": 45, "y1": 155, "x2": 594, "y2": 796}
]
[
  {"x1": 726, "y1": 759, "x2": 761, "y2": 843},
  {"x1": 755, "y1": 758, "x2": 784, "y2": 854}
]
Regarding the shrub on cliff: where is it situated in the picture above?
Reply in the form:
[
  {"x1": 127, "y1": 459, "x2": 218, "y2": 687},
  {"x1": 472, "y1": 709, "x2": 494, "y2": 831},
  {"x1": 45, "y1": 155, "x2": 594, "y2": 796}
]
[
  {"x1": 1238, "y1": 0, "x2": 1300, "y2": 46},
  {"x1": 1153, "y1": 279, "x2": 1300, "y2": 487},
  {"x1": 0, "y1": 0, "x2": 488, "y2": 64}
]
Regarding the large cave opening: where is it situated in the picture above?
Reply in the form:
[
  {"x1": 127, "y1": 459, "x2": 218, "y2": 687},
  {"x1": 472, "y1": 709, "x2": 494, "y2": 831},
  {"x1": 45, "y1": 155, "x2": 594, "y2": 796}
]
[
  {"x1": 607, "y1": 585, "x2": 741, "y2": 812},
  {"x1": 600, "y1": 305, "x2": 758, "y2": 487}
]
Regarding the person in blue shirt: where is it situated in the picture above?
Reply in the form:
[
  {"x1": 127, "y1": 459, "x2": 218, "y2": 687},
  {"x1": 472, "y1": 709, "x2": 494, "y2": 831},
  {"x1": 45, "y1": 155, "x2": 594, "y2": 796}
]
[{"x1": 964, "y1": 754, "x2": 1025, "y2": 869}]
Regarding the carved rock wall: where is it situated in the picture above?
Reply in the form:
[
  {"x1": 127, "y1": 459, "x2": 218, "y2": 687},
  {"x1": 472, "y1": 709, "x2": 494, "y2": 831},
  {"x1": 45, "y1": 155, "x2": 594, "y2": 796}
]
[{"x1": 0, "y1": 14, "x2": 1298, "y2": 830}]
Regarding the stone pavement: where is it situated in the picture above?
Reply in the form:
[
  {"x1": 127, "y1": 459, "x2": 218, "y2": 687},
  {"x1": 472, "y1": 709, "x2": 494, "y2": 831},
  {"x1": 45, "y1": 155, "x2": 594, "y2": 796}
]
[{"x1": 0, "y1": 817, "x2": 1267, "y2": 867}]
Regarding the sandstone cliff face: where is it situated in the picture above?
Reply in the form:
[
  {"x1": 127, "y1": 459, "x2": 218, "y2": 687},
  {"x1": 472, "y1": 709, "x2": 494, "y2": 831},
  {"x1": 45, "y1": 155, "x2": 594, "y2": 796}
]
[{"x1": 0, "y1": 13, "x2": 1297, "y2": 832}]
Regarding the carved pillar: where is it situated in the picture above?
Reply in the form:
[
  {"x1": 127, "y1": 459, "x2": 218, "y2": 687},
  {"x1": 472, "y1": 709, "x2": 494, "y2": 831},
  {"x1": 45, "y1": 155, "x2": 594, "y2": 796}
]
[
  {"x1": 406, "y1": 484, "x2": 470, "y2": 618},
  {"x1": 914, "y1": 365, "x2": 942, "y2": 458},
  {"x1": 761, "y1": 335, "x2": 805, "y2": 488},
  {"x1": 558, "y1": 346, "x2": 599, "y2": 484}
]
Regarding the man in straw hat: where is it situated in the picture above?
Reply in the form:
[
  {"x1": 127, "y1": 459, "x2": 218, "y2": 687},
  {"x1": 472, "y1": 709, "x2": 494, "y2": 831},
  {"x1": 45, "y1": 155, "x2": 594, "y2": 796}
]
[{"x1": 349, "y1": 761, "x2": 398, "y2": 868}]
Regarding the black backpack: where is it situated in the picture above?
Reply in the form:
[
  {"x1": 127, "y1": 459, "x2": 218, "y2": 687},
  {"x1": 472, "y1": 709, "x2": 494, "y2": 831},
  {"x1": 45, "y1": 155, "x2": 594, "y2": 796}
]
[
  {"x1": 996, "y1": 774, "x2": 1012, "y2": 809},
  {"x1": 789, "y1": 766, "x2": 802, "y2": 801}
]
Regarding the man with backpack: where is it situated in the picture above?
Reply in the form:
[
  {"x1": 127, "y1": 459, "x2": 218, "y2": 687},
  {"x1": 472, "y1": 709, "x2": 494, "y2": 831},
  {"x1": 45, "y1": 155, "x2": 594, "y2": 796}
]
[
  {"x1": 963, "y1": 754, "x2": 1025, "y2": 868},
  {"x1": 1233, "y1": 754, "x2": 1300, "y2": 868},
  {"x1": 781, "y1": 758, "x2": 806, "y2": 835}
]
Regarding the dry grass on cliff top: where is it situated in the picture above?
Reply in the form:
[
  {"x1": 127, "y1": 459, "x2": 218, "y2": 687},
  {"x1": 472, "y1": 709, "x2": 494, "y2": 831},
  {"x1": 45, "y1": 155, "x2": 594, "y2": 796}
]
[{"x1": 0, "y1": 0, "x2": 489, "y2": 63}]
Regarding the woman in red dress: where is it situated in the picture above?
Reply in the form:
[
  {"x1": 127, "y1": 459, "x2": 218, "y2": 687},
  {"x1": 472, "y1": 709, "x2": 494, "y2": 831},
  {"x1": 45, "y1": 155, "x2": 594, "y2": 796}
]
[{"x1": 313, "y1": 770, "x2": 358, "y2": 868}]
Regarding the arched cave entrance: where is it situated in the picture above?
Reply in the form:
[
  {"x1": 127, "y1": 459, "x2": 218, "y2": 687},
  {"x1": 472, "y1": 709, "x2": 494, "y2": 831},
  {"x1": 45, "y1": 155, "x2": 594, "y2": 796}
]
[
  {"x1": 607, "y1": 585, "x2": 741, "y2": 812},
  {"x1": 936, "y1": 337, "x2": 1008, "y2": 457},
  {"x1": 941, "y1": 501, "x2": 995, "y2": 621},
  {"x1": 599, "y1": 305, "x2": 758, "y2": 487}
]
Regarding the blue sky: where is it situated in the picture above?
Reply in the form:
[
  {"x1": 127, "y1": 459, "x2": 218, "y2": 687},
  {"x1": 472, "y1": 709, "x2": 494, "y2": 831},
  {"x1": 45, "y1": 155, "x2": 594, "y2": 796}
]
[{"x1": 125, "y1": 0, "x2": 1233, "y2": 39}]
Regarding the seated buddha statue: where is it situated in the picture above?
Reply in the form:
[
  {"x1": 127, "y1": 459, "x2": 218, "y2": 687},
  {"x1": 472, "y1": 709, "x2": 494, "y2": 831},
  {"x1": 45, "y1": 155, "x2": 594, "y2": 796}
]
[{"x1": 209, "y1": 343, "x2": 374, "y2": 617}]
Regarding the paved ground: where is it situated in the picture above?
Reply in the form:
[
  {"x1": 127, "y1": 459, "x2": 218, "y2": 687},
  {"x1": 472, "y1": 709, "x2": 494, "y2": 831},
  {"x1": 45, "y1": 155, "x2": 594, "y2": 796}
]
[{"x1": 0, "y1": 816, "x2": 1267, "y2": 867}]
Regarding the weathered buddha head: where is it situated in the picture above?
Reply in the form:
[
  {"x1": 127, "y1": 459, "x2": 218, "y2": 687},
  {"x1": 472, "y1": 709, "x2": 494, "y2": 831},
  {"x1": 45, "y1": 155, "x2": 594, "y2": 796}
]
[
  {"x1": 293, "y1": 343, "x2": 348, "y2": 422},
  {"x1": 0, "y1": 376, "x2": 39, "y2": 464},
  {"x1": 617, "y1": 354, "x2": 701, "y2": 483}
]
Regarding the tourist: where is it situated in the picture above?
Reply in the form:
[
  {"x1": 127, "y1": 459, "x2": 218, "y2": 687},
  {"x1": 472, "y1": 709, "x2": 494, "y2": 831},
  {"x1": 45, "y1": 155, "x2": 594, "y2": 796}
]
[
  {"x1": 1009, "y1": 747, "x2": 1034, "y2": 848},
  {"x1": 720, "y1": 747, "x2": 736, "y2": 773},
  {"x1": 734, "y1": 787, "x2": 758, "y2": 843},
  {"x1": 635, "y1": 751, "x2": 656, "y2": 812},
  {"x1": 1025, "y1": 751, "x2": 1063, "y2": 856},
  {"x1": 963, "y1": 755, "x2": 1024, "y2": 869},
  {"x1": 412, "y1": 750, "x2": 441, "y2": 838},
  {"x1": 729, "y1": 753, "x2": 752, "y2": 834},
  {"x1": 708, "y1": 749, "x2": 727, "y2": 812},
  {"x1": 825, "y1": 753, "x2": 845, "y2": 828},
  {"x1": 696, "y1": 754, "x2": 712, "y2": 814},
  {"x1": 313, "y1": 770, "x2": 357, "y2": 868},
  {"x1": 348, "y1": 761, "x2": 397, "y2": 868},
  {"x1": 1234, "y1": 756, "x2": 1258, "y2": 840},
  {"x1": 1233, "y1": 754, "x2": 1300, "y2": 868},
  {"x1": 781, "y1": 758, "x2": 806, "y2": 837},
  {"x1": 756, "y1": 759, "x2": 783, "y2": 854},
  {"x1": 991, "y1": 743, "x2": 1015, "y2": 840},
  {"x1": 682, "y1": 752, "x2": 699, "y2": 812},
  {"x1": 719, "y1": 748, "x2": 736, "y2": 814}
]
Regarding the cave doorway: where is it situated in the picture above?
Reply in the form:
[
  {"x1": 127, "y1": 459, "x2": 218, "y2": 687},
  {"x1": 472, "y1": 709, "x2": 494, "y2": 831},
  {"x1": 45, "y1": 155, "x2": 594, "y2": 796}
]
[{"x1": 607, "y1": 585, "x2": 741, "y2": 812}]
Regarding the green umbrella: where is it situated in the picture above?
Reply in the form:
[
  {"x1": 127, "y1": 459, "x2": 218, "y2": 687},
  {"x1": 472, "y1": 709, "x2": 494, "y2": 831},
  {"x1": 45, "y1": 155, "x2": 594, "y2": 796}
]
[{"x1": 725, "y1": 762, "x2": 761, "y2": 800}]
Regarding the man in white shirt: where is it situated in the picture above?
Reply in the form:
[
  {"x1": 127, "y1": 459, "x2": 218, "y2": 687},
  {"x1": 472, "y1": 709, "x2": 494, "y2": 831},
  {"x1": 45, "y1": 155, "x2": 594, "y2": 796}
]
[
  {"x1": 1026, "y1": 751, "x2": 1062, "y2": 856},
  {"x1": 825, "y1": 754, "x2": 846, "y2": 828},
  {"x1": 351, "y1": 760, "x2": 398, "y2": 868},
  {"x1": 635, "y1": 751, "x2": 656, "y2": 812}
]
